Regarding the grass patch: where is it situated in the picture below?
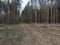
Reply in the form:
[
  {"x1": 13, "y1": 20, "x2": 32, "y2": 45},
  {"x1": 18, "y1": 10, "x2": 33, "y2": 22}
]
[
  {"x1": 15, "y1": 32, "x2": 24, "y2": 41},
  {"x1": 3, "y1": 28, "x2": 12, "y2": 36},
  {"x1": 1, "y1": 28, "x2": 24, "y2": 41}
]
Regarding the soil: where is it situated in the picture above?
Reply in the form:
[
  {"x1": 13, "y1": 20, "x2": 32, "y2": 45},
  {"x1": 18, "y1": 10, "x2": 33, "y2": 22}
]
[{"x1": 0, "y1": 23, "x2": 60, "y2": 45}]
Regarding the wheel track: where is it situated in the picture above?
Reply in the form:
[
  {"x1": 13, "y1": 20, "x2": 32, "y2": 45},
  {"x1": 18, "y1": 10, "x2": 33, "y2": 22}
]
[
  {"x1": 22, "y1": 24, "x2": 60, "y2": 45},
  {"x1": 20, "y1": 24, "x2": 38, "y2": 45},
  {"x1": 29, "y1": 24, "x2": 60, "y2": 45},
  {"x1": 30, "y1": 26, "x2": 60, "y2": 38}
]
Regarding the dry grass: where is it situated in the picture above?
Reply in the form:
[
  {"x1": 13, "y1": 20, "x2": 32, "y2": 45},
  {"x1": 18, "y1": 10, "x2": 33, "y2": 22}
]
[{"x1": 0, "y1": 23, "x2": 60, "y2": 45}]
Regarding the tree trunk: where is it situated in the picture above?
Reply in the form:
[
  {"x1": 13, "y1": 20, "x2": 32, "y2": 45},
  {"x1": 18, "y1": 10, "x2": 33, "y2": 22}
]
[
  {"x1": 7, "y1": 0, "x2": 10, "y2": 24},
  {"x1": 35, "y1": 8, "x2": 37, "y2": 23},
  {"x1": 51, "y1": 2, "x2": 53, "y2": 23},
  {"x1": 1, "y1": 2, "x2": 4, "y2": 24}
]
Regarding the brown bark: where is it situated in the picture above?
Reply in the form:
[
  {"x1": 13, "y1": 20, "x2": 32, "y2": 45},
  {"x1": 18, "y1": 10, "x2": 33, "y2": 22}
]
[{"x1": 7, "y1": 0, "x2": 10, "y2": 24}]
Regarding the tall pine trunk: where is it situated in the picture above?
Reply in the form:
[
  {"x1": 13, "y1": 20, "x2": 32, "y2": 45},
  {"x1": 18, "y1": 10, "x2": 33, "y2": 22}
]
[{"x1": 7, "y1": 0, "x2": 10, "y2": 24}]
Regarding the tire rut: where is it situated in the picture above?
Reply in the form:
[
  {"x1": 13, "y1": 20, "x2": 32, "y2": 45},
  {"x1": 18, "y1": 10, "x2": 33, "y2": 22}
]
[{"x1": 20, "y1": 24, "x2": 60, "y2": 45}]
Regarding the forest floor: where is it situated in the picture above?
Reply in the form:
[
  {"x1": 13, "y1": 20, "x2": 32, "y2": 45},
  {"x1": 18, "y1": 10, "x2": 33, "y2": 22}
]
[{"x1": 0, "y1": 23, "x2": 60, "y2": 45}]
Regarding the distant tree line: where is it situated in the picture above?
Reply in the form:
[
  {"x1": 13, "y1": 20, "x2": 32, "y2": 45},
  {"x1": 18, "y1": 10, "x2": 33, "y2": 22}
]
[
  {"x1": 0, "y1": 0, "x2": 21, "y2": 24},
  {"x1": 21, "y1": 0, "x2": 60, "y2": 24},
  {"x1": 0, "y1": 0, "x2": 60, "y2": 24}
]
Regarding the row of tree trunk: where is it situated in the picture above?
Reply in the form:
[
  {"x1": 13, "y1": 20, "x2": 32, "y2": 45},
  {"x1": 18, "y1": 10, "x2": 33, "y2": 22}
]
[
  {"x1": 0, "y1": 0, "x2": 60, "y2": 24},
  {"x1": 22, "y1": 0, "x2": 59, "y2": 24},
  {"x1": 0, "y1": 0, "x2": 19, "y2": 24}
]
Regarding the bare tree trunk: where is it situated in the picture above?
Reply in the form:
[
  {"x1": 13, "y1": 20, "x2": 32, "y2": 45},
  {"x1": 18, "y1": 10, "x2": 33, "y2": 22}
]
[
  {"x1": 53, "y1": 7, "x2": 56, "y2": 23},
  {"x1": 43, "y1": 8, "x2": 46, "y2": 23},
  {"x1": 35, "y1": 8, "x2": 37, "y2": 23},
  {"x1": 1, "y1": 2, "x2": 4, "y2": 24},
  {"x1": 46, "y1": 6, "x2": 49, "y2": 24},
  {"x1": 40, "y1": 10, "x2": 41, "y2": 23},
  {"x1": 55, "y1": 0, "x2": 59, "y2": 23},
  {"x1": 55, "y1": 7, "x2": 58, "y2": 23},
  {"x1": 51, "y1": 3, "x2": 53, "y2": 23},
  {"x1": 7, "y1": 0, "x2": 10, "y2": 24},
  {"x1": 58, "y1": 0, "x2": 60, "y2": 22},
  {"x1": 14, "y1": 7, "x2": 15, "y2": 24},
  {"x1": 31, "y1": 6, "x2": 32, "y2": 23},
  {"x1": 38, "y1": 10, "x2": 40, "y2": 23}
]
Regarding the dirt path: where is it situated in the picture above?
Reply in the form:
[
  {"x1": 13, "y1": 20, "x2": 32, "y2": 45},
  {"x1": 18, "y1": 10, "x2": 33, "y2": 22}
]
[
  {"x1": 20, "y1": 24, "x2": 60, "y2": 45},
  {"x1": 0, "y1": 24, "x2": 60, "y2": 45}
]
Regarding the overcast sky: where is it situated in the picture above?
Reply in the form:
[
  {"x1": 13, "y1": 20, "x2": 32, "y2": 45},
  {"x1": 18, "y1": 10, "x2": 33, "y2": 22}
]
[
  {"x1": 1, "y1": 0, "x2": 56, "y2": 15},
  {"x1": 1, "y1": 0, "x2": 29, "y2": 10},
  {"x1": 21, "y1": 0, "x2": 29, "y2": 10},
  {"x1": 1, "y1": 0, "x2": 29, "y2": 14}
]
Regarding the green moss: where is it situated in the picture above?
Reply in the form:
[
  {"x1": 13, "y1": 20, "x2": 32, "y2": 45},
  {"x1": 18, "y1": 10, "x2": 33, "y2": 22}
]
[
  {"x1": 3, "y1": 28, "x2": 12, "y2": 37},
  {"x1": 15, "y1": 32, "x2": 24, "y2": 41},
  {"x1": 1, "y1": 28, "x2": 24, "y2": 42}
]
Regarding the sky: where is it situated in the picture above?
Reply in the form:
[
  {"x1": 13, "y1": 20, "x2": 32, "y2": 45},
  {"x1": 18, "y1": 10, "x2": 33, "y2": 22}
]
[
  {"x1": 1, "y1": 0, "x2": 29, "y2": 15},
  {"x1": 1, "y1": 0, "x2": 29, "y2": 10},
  {"x1": 1, "y1": 0, "x2": 56, "y2": 15},
  {"x1": 21, "y1": 0, "x2": 29, "y2": 10},
  {"x1": 1, "y1": 0, "x2": 56, "y2": 9},
  {"x1": 19, "y1": 0, "x2": 29, "y2": 15}
]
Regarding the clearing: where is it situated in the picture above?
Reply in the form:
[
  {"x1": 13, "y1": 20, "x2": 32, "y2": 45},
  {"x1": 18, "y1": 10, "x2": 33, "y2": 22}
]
[{"x1": 0, "y1": 23, "x2": 60, "y2": 45}]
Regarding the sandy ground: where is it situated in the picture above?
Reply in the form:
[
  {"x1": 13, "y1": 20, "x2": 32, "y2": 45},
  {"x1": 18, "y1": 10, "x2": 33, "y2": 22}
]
[
  {"x1": 0, "y1": 24, "x2": 60, "y2": 45},
  {"x1": 20, "y1": 24, "x2": 60, "y2": 45}
]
